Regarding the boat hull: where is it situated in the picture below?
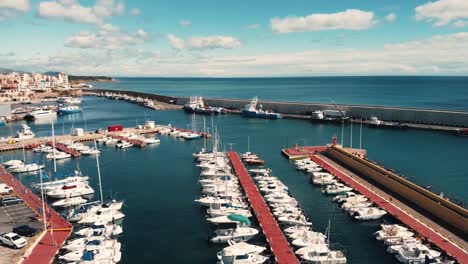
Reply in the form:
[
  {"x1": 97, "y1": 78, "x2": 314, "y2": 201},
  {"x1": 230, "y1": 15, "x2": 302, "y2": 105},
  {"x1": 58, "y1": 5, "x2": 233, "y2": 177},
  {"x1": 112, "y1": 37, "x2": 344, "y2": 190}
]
[{"x1": 241, "y1": 110, "x2": 281, "y2": 119}]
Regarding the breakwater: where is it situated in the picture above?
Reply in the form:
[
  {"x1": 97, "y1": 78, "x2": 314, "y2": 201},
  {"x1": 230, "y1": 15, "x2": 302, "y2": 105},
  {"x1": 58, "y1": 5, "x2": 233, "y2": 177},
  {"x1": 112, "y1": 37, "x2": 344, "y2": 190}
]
[{"x1": 88, "y1": 89, "x2": 468, "y2": 127}]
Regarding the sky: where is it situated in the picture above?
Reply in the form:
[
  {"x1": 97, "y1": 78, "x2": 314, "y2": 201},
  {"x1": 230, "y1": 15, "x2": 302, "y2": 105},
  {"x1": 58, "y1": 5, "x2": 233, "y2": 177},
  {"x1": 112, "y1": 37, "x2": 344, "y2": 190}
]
[{"x1": 0, "y1": 0, "x2": 468, "y2": 77}]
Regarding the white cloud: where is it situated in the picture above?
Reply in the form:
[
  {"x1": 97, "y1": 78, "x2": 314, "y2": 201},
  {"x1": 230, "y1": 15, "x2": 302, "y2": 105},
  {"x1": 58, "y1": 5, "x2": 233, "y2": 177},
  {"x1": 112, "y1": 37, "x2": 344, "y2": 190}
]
[
  {"x1": 65, "y1": 28, "x2": 148, "y2": 49},
  {"x1": 100, "y1": 23, "x2": 119, "y2": 32},
  {"x1": 130, "y1": 8, "x2": 140, "y2": 16},
  {"x1": 167, "y1": 34, "x2": 185, "y2": 49},
  {"x1": 246, "y1": 24, "x2": 260, "y2": 30},
  {"x1": 415, "y1": 0, "x2": 468, "y2": 26},
  {"x1": 0, "y1": 0, "x2": 29, "y2": 20},
  {"x1": 386, "y1": 13, "x2": 396, "y2": 22},
  {"x1": 270, "y1": 9, "x2": 376, "y2": 33},
  {"x1": 454, "y1": 20, "x2": 468, "y2": 28},
  {"x1": 179, "y1": 19, "x2": 191, "y2": 27},
  {"x1": 167, "y1": 34, "x2": 242, "y2": 50},
  {"x1": 37, "y1": 0, "x2": 124, "y2": 25}
]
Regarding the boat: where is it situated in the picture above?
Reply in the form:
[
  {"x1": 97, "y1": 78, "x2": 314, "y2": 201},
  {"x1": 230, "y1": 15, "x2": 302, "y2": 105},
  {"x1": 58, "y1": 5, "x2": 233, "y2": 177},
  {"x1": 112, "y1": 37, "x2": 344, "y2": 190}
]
[
  {"x1": 15, "y1": 124, "x2": 35, "y2": 139},
  {"x1": 58, "y1": 105, "x2": 82, "y2": 114},
  {"x1": 374, "y1": 226, "x2": 414, "y2": 241},
  {"x1": 216, "y1": 241, "x2": 268, "y2": 264},
  {"x1": 77, "y1": 207, "x2": 125, "y2": 225},
  {"x1": 105, "y1": 138, "x2": 119, "y2": 145},
  {"x1": 299, "y1": 244, "x2": 347, "y2": 264},
  {"x1": 75, "y1": 224, "x2": 123, "y2": 237},
  {"x1": 68, "y1": 200, "x2": 123, "y2": 222},
  {"x1": 368, "y1": 116, "x2": 383, "y2": 127},
  {"x1": 394, "y1": 243, "x2": 441, "y2": 263},
  {"x1": 284, "y1": 225, "x2": 312, "y2": 234},
  {"x1": 8, "y1": 163, "x2": 45, "y2": 173},
  {"x1": 333, "y1": 192, "x2": 368, "y2": 204},
  {"x1": 81, "y1": 148, "x2": 101, "y2": 155},
  {"x1": 116, "y1": 141, "x2": 133, "y2": 149},
  {"x1": 24, "y1": 110, "x2": 57, "y2": 121},
  {"x1": 46, "y1": 183, "x2": 94, "y2": 199},
  {"x1": 341, "y1": 201, "x2": 373, "y2": 212},
  {"x1": 52, "y1": 196, "x2": 87, "y2": 208},
  {"x1": 323, "y1": 183, "x2": 353, "y2": 195},
  {"x1": 352, "y1": 207, "x2": 387, "y2": 220},
  {"x1": 292, "y1": 234, "x2": 327, "y2": 247},
  {"x1": 183, "y1": 96, "x2": 223, "y2": 115},
  {"x1": 143, "y1": 137, "x2": 160, "y2": 144},
  {"x1": 46, "y1": 151, "x2": 72, "y2": 160},
  {"x1": 59, "y1": 248, "x2": 121, "y2": 263},
  {"x1": 208, "y1": 214, "x2": 251, "y2": 226},
  {"x1": 288, "y1": 230, "x2": 325, "y2": 240},
  {"x1": 241, "y1": 97, "x2": 281, "y2": 119},
  {"x1": 4, "y1": 159, "x2": 24, "y2": 167},
  {"x1": 181, "y1": 132, "x2": 202, "y2": 140},
  {"x1": 277, "y1": 214, "x2": 312, "y2": 226},
  {"x1": 210, "y1": 226, "x2": 259, "y2": 244},
  {"x1": 244, "y1": 158, "x2": 265, "y2": 166},
  {"x1": 63, "y1": 238, "x2": 120, "y2": 252},
  {"x1": 32, "y1": 173, "x2": 89, "y2": 191},
  {"x1": 207, "y1": 203, "x2": 252, "y2": 218}
]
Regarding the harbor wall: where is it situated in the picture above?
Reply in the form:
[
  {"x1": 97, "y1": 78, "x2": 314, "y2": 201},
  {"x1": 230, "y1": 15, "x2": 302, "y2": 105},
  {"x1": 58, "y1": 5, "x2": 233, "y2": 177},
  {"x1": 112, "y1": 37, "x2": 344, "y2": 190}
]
[
  {"x1": 324, "y1": 146, "x2": 468, "y2": 240},
  {"x1": 89, "y1": 89, "x2": 468, "y2": 126}
]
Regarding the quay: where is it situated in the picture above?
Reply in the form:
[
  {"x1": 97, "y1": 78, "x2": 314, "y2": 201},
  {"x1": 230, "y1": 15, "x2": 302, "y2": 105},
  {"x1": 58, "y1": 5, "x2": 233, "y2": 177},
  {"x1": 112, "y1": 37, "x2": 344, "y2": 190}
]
[
  {"x1": 228, "y1": 151, "x2": 299, "y2": 264},
  {"x1": 0, "y1": 166, "x2": 72, "y2": 264},
  {"x1": 282, "y1": 144, "x2": 468, "y2": 263}
]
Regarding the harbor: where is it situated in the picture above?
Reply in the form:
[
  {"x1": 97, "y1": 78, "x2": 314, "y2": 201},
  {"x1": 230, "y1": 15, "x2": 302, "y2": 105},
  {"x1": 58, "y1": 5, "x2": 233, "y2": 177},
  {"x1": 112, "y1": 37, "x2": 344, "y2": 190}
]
[{"x1": 0, "y1": 94, "x2": 466, "y2": 264}]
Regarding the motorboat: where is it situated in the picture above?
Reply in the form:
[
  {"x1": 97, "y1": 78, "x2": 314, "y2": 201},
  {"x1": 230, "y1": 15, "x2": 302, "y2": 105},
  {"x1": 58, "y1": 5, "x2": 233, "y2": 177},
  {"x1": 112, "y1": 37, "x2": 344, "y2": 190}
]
[
  {"x1": 278, "y1": 214, "x2": 312, "y2": 226},
  {"x1": 58, "y1": 248, "x2": 121, "y2": 263},
  {"x1": 341, "y1": 201, "x2": 373, "y2": 212},
  {"x1": 68, "y1": 200, "x2": 124, "y2": 222},
  {"x1": 58, "y1": 105, "x2": 82, "y2": 114},
  {"x1": 4, "y1": 159, "x2": 24, "y2": 167},
  {"x1": 323, "y1": 183, "x2": 353, "y2": 195},
  {"x1": 33, "y1": 173, "x2": 89, "y2": 191},
  {"x1": 24, "y1": 110, "x2": 57, "y2": 121},
  {"x1": 78, "y1": 208, "x2": 126, "y2": 225},
  {"x1": 15, "y1": 124, "x2": 35, "y2": 139},
  {"x1": 385, "y1": 236, "x2": 421, "y2": 247},
  {"x1": 81, "y1": 148, "x2": 101, "y2": 155},
  {"x1": 288, "y1": 230, "x2": 326, "y2": 240},
  {"x1": 63, "y1": 238, "x2": 120, "y2": 252},
  {"x1": 75, "y1": 224, "x2": 123, "y2": 237},
  {"x1": 52, "y1": 196, "x2": 87, "y2": 208},
  {"x1": 292, "y1": 234, "x2": 327, "y2": 247},
  {"x1": 375, "y1": 224, "x2": 413, "y2": 241},
  {"x1": 248, "y1": 168, "x2": 271, "y2": 175},
  {"x1": 182, "y1": 132, "x2": 202, "y2": 140},
  {"x1": 116, "y1": 141, "x2": 133, "y2": 149},
  {"x1": 104, "y1": 138, "x2": 119, "y2": 145},
  {"x1": 284, "y1": 225, "x2": 312, "y2": 234},
  {"x1": 208, "y1": 214, "x2": 251, "y2": 226},
  {"x1": 207, "y1": 204, "x2": 252, "y2": 218},
  {"x1": 394, "y1": 243, "x2": 441, "y2": 263},
  {"x1": 195, "y1": 196, "x2": 245, "y2": 207},
  {"x1": 9, "y1": 163, "x2": 45, "y2": 173},
  {"x1": 368, "y1": 116, "x2": 383, "y2": 127},
  {"x1": 334, "y1": 192, "x2": 368, "y2": 204},
  {"x1": 352, "y1": 207, "x2": 387, "y2": 220},
  {"x1": 46, "y1": 183, "x2": 94, "y2": 199},
  {"x1": 217, "y1": 241, "x2": 268, "y2": 264},
  {"x1": 210, "y1": 226, "x2": 259, "y2": 244},
  {"x1": 312, "y1": 174, "x2": 337, "y2": 186},
  {"x1": 143, "y1": 137, "x2": 160, "y2": 144},
  {"x1": 299, "y1": 246, "x2": 347, "y2": 263},
  {"x1": 33, "y1": 144, "x2": 52, "y2": 153},
  {"x1": 46, "y1": 151, "x2": 72, "y2": 160}
]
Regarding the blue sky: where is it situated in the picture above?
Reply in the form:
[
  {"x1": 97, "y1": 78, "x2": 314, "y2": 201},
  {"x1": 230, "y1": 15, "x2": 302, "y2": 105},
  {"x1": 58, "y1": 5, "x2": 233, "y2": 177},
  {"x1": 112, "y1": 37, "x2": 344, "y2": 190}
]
[{"x1": 0, "y1": 0, "x2": 467, "y2": 76}]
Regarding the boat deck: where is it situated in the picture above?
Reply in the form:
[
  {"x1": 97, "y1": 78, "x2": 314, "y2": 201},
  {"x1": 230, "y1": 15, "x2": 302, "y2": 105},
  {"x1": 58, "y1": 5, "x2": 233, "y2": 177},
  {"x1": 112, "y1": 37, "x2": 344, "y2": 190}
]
[
  {"x1": 228, "y1": 151, "x2": 299, "y2": 264},
  {"x1": 0, "y1": 166, "x2": 72, "y2": 264},
  {"x1": 309, "y1": 154, "x2": 468, "y2": 263}
]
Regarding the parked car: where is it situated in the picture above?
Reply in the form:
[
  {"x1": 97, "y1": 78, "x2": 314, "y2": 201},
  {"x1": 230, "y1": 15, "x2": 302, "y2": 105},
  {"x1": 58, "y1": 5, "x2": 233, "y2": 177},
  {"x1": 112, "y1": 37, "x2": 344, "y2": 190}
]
[
  {"x1": 0, "y1": 232, "x2": 27, "y2": 249},
  {"x1": 0, "y1": 196, "x2": 23, "y2": 206},
  {"x1": 0, "y1": 183, "x2": 13, "y2": 195},
  {"x1": 13, "y1": 225, "x2": 39, "y2": 237}
]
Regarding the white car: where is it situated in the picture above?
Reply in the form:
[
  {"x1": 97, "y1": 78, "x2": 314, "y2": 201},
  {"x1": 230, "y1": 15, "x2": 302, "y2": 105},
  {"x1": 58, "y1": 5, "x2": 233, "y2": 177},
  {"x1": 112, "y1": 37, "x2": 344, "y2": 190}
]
[
  {"x1": 0, "y1": 183, "x2": 13, "y2": 195},
  {"x1": 0, "y1": 232, "x2": 27, "y2": 249}
]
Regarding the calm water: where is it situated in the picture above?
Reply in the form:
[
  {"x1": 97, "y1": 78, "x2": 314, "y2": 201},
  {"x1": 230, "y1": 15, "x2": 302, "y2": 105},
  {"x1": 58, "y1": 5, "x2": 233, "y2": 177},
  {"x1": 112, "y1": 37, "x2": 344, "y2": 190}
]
[
  {"x1": 1, "y1": 96, "x2": 467, "y2": 264},
  {"x1": 93, "y1": 76, "x2": 468, "y2": 111}
]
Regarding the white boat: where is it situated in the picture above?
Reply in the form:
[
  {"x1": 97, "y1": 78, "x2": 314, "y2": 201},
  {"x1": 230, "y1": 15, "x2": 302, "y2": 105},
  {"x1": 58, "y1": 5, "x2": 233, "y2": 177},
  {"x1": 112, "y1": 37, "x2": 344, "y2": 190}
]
[
  {"x1": 385, "y1": 236, "x2": 421, "y2": 247},
  {"x1": 278, "y1": 214, "x2": 312, "y2": 226},
  {"x1": 352, "y1": 207, "x2": 387, "y2": 220},
  {"x1": 217, "y1": 241, "x2": 268, "y2": 264},
  {"x1": 15, "y1": 124, "x2": 35, "y2": 139},
  {"x1": 375, "y1": 224, "x2": 413, "y2": 241},
  {"x1": 63, "y1": 238, "x2": 120, "y2": 252},
  {"x1": 116, "y1": 141, "x2": 133, "y2": 149},
  {"x1": 210, "y1": 227, "x2": 259, "y2": 244},
  {"x1": 288, "y1": 230, "x2": 326, "y2": 240},
  {"x1": 104, "y1": 138, "x2": 119, "y2": 145},
  {"x1": 78, "y1": 208, "x2": 125, "y2": 225},
  {"x1": 58, "y1": 105, "x2": 82, "y2": 114},
  {"x1": 46, "y1": 151, "x2": 72, "y2": 160},
  {"x1": 4, "y1": 159, "x2": 24, "y2": 167},
  {"x1": 46, "y1": 184, "x2": 94, "y2": 199},
  {"x1": 33, "y1": 173, "x2": 89, "y2": 191},
  {"x1": 182, "y1": 132, "x2": 202, "y2": 140},
  {"x1": 25, "y1": 110, "x2": 57, "y2": 120},
  {"x1": 59, "y1": 247, "x2": 121, "y2": 263},
  {"x1": 207, "y1": 204, "x2": 252, "y2": 218},
  {"x1": 208, "y1": 214, "x2": 251, "y2": 226},
  {"x1": 52, "y1": 196, "x2": 87, "y2": 208},
  {"x1": 299, "y1": 245, "x2": 347, "y2": 264},
  {"x1": 68, "y1": 200, "x2": 123, "y2": 222},
  {"x1": 368, "y1": 116, "x2": 382, "y2": 126},
  {"x1": 394, "y1": 243, "x2": 441, "y2": 263},
  {"x1": 323, "y1": 183, "x2": 353, "y2": 195},
  {"x1": 75, "y1": 224, "x2": 123, "y2": 237},
  {"x1": 9, "y1": 163, "x2": 45, "y2": 173},
  {"x1": 81, "y1": 148, "x2": 101, "y2": 155},
  {"x1": 195, "y1": 196, "x2": 245, "y2": 207},
  {"x1": 341, "y1": 201, "x2": 373, "y2": 212},
  {"x1": 292, "y1": 234, "x2": 327, "y2": 247},
  {"x1": 333, "y1": 192, "x2": 367, "y2": 203},
  {"x1": 143, "y1": 137, "x2": 160, "y2": 144},
  {"x1": 284, "y1": 225, "x2": 312, "y2": 234}
]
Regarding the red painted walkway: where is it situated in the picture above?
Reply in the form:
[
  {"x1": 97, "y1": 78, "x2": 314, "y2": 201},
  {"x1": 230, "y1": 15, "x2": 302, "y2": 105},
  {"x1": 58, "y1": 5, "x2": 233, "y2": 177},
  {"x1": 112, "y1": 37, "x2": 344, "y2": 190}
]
[
  {"x1": 0, "y1": 166, "x2": 72, "y2": 264},
  {"x1": 310, "y1": 155, "x2": 468, "y2": 264},
  {"x1": 228, "y1": 151, "x2": 299, "y2": 264}
]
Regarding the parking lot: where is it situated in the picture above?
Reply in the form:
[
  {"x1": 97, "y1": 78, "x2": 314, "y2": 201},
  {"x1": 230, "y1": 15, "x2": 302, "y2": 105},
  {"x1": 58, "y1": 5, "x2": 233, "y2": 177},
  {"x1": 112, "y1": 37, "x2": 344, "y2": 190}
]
[{"x1": 0, "y1": 192, "x2": 43, "y2": 264}]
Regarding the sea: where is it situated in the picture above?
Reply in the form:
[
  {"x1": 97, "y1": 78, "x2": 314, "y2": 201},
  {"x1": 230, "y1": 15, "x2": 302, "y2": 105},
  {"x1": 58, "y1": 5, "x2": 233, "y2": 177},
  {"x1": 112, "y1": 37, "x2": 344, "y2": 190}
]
[{"x1": 1, "y1": 77, "x2": 467, "y2": 264}]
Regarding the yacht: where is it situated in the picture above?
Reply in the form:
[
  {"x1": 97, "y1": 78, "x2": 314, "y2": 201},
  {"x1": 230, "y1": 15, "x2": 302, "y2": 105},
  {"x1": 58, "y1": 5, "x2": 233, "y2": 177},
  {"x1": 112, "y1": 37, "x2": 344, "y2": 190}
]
[
  {"x1": 278, "y1": 214, "x2": 312, "y2": 226},
  {"x1": 334, "y1": 192, "x2": 368, "y2": 204},
  {"x1": 116, "y1": 141, "x2": 133, "y2": 149},
  {"x1": 33, "y1": 173, "x2": 89, "y2": 191},
  {"x1": 341, "y1": 201, "x2": 373, "y2": 212},
  {"x1": 352, "y1": 207, "x2": 387, "y2": 220},
  {"x1": 59, "y1": 248, "x2": 121, "y2": 263},
  {"x1": 284, "y1": 225, "x2": 312, "y2": 235},
  {"x1": 78, "y1": 207, "x2": 126, "y2": 225},
  {"x1": 24, "y1": 110, "x2": 57, "y2": 121},
  {"x1": 81, "y1": 148, "x2": 101, "y2": 155},
  {"x1": 207, "y1": 203, "x2": 252, "y2": 218},
  {"x1": 58, "y1": 105, "x2": 82, "y2": 114},
  {"x1": 105, "y1": 138, "x2": 119, "y2": 145},
  {"x1": 143, "y1": 137, "x2": 160, "y2": 144},
  {"x1": 46, "y1": 151, "x2": 72, "y2": 160},
  {"x1": 312, "y1": 174, "x2": 337, "y2": 186},
  {"x1": 241, "y1": 97, "x2": 281, "y2": 119},
  {"x1": 182, "y1": 132, "x2": 202, "y2": 140},
  {"x1": 217, "y1": 241, "x2": 268, "y2": 264},
  {"x1": 375, "y1": 224, "x2": 413, "y2": 241},
  {"x1": 394, "y1": 243, "x2": 441, "y2": 263},
  {"x1": 288, "y1": 230, "x2": 326, "y2": 240},
  {"x1": 299, "y1": 244, "x2": 347, "y2": 264},
  {"x1": 292, "y1": 234, "x2": 327, "y2": 247},
  {"x1": 208, "y1": 214, "x2": 251, "y2": 226},
  {"x1": 52, "y1": 196, "x2": 87, "y2": 208},
  {"x1": 3, "y1": 160, "x2": 24, "y2": 167},
  {"x1": 8, "y1": 163, "x2": 45, "y2": 173},
  {"x1": 15, "y1": 124, "x2": 35, "y2": 139},
  {"x1": 46, "y1": 183, "x2": 94, "y2": 199},
  {"x1": 210, "y1": 226, "x2": 259, "y2": 244},
  {"x1": 75, "y1": 224, "x2": 123, "y2": 237},
  {"x1": 63, "y1": 238, "x2": 120, "y2": 252},
  {"x1": 323, "y1": 183, "x2": 353, "y2": 195},
  {"x1": 68, "y1": 200, "x2": 123, "y2": 222}
]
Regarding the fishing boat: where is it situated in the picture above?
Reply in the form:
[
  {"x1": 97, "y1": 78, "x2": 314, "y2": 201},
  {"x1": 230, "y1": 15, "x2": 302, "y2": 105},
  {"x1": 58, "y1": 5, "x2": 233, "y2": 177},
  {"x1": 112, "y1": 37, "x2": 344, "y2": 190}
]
[
  {"x1": 183, "y1": 96, "x2": 224, "y2": 115},
  {"x1": 15, "y1": 124, "x2": 35, "y2": 139},
  {"x1": 368, "y1": 116, "x2": 383, "y2": 127},
  {"x1": 216, "y1": 241, "x2": 268, "y2": 264},
  {"x1": 241, "y1": 97, "x2": 281, "y2": 119},
  {"x1": 24, "y1": 109, "x2": 57, "y2": 121},
  {"x1": 58, "y1": 105, "x2": 82, "y2": 114}
]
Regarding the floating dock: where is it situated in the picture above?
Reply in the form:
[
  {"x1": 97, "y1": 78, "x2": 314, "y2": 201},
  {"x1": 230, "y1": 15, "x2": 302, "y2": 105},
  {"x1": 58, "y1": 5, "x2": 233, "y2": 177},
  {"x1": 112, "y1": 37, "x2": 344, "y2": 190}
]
[
  {"x1": 46, "y1": 142, "x2": 81, "y2": 157},
  {"x1": 0, "y1": 166, "x2": 72, "y2": 264},
  {"x1": 228, "y1": 151, "x2": 299, "y2": 264}
]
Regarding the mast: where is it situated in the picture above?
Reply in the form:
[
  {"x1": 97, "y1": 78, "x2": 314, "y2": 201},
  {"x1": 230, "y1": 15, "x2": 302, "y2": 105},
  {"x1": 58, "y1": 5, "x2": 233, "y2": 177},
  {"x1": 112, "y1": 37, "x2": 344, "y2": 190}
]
[
  {"x1": 350, "y1": 120, "x2": 353, "y2": 148},
  {"x1": 247, "y1": 136, "x2": 250, "y2": 153},
  {"x1": 359, "y1": 118, "x2": 363, "y2": 149},
  {"x1": 203, "y1": 116, "x2": 206, "y2": 150},
  {"x1": 95, "y1": 140, "x2": 104, "y2": 205},
  {"x1": 39, "y1": 168, "x2": 47, "y2": 232},
  {"x1": 341, "y1": 118, "x2": 344, "y2": 146},
  {"x1": 52, "y1": 121, "x2": 56, "y2": 173}
]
